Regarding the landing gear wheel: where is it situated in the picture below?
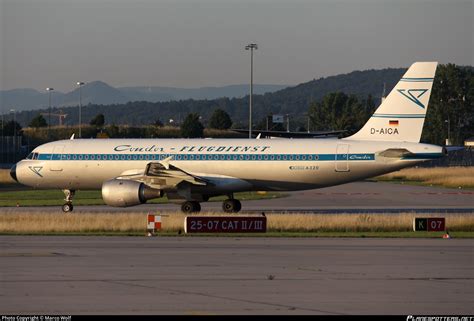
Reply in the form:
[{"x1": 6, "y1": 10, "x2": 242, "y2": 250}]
[
  {"x1": 62, "y1": 202, "x2": 73, "y2": 213},
  {"x1": 193, "y1": 201, "x2": 201, "y2": 212},
  {"x1": 222, "y1": 199, "x2": 242, "y2": 213},
  {"x1": 181, "y1": 201, "x2": 201, "y2": 213},
  {"x1": 62, "y1": 189, "x2": 75, "y2": 213}
]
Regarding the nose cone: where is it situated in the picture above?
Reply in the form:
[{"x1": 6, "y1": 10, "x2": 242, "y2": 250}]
[{"x1": 10, "y1": 164, "x2": 18, "y2": 182}]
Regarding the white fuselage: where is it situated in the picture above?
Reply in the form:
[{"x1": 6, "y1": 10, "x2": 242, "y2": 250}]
[{"x1": 14, "y1": 137, "x2": 444, "y2": 193}]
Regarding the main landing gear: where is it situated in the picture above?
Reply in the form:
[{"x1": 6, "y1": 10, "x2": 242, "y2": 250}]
[
  {"x1": 222, "y1": 199, "x2": 241, "y2": 213},
  {"x1": 62, "y1": 189, "x2": 75, "y2": 213},
  {"x1": 180, "y1": 197, "x2": 242, "y2": 214},
  {"x1": 181, "y1": 201, "x2": 201, "y2": 213}
]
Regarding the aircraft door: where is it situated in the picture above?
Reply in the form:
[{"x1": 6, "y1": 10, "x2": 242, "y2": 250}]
[
  {"x1": 50, "y1": 145, "x2": 65, "y2": 171},
  {"x1": 335, "y1": 144, "x2": 349, "y2": 172}
]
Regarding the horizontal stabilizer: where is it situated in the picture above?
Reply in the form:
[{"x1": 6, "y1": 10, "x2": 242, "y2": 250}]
[
  {"x1": 445, "y1": 146, "x2": 464, "y2": 152},
  {"x1": 378, "y1": 148, "x2": 413, "y2": 158}
]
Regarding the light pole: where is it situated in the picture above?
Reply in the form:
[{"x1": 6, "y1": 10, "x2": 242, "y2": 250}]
[
  {"x1": 245, "y1": 43, "x2": 258, "y2": 139},
  {"x1": 46, "y1": 87, "x2": 54, "y2": 139},
  {"x1": 77, "y1": 82, "x2": 85, "y2": 138},
  {"x1": 10, "y1": 109, "x2": 16, "y2": 161}
]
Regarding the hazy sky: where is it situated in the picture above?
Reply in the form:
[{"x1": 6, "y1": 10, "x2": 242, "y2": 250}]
[{"x1": 0, "y1": 0, "x2": 472, "y2": 92}]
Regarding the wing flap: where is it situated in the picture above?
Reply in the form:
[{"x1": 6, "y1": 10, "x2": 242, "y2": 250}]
[{"x1": 145, "y1": 162, "x2": 208, "y2": 186}]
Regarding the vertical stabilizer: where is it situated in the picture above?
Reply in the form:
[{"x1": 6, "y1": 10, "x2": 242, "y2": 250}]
[{"x1": 347, "y1": 62, "x2": 438, "y2": 143}]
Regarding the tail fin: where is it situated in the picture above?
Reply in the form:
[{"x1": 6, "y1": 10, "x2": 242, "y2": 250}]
[{"x1": 347, "y1": 62, "x2": 438, "y2": 143}]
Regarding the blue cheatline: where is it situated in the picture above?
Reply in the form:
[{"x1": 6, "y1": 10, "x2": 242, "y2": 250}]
[
  {"x1": 399, "y1": 77, "x2": 434, "y2": 82},
  {"x1": 372, "y1": 114, "x2": 426, "y2": 118},
  {"x1": 36, "y1": 153, "x2": 377, "y2": 162}
]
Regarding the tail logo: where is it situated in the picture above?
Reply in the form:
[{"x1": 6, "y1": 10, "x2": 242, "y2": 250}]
[{"x1": 397, "y1": 89, "x2": 429, "y2": 109}]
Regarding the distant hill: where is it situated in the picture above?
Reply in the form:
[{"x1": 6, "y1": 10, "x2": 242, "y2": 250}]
[
  {"x1": 0, "y1": 82, "x2": 288, "y2": 112},
  {"x1": 11, "y1": 67, "x2": 407, "y2": 127},
  {"x1": 119, "y1": 84, "x2": 288, "y2": 102}
]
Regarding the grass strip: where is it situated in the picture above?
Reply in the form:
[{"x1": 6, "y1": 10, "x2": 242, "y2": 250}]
[{"x1": 1, "y1": 212, "x2": 472, "y2": 236}]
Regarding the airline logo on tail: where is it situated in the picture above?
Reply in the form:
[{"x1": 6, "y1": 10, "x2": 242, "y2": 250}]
[{"x1": 397, "y1": 89, "x2": 429, "y2": 109}]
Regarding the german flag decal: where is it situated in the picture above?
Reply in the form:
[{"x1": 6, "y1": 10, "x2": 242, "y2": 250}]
[{"x1": 389, "y1": 120, "x2": 399, "y2": 126}]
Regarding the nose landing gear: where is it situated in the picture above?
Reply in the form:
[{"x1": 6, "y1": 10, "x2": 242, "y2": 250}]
[{"x1": 62, "y1": 189, "x2": 75, "y2": 213}]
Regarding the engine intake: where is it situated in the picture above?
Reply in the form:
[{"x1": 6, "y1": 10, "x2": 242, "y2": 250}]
[{"x1": 102, "y1": 179, "x2": 163, "y2": 207}]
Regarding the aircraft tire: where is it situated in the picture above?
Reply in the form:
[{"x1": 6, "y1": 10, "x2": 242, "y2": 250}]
[
  {"x1": 62, "y1": 202, "x2": 73, "y2": 213},
  {"x1": 181, "y1": 201, "x2": 201, "y2": 213},
  {"x1": 222, "y1": 199, "x2": 241, "y2": 213},
  {"x1": 192, "y1": 201, "x2": 201, "y2": 212}
]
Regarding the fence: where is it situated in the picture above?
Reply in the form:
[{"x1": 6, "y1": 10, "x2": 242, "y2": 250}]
[
  {"x1": 0, "y1": 136, "x2": 25, "y2": 163},
  {"x1": 421, "y1": 147, "x2": 473, "y2": 167}
]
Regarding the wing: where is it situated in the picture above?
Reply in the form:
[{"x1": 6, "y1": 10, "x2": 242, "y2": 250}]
[{"x1": 116, "y1": 156, "x2": 209, "y2": 189}]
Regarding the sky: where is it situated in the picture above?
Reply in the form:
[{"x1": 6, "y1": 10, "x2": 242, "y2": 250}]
[{"x1": 0, "y1": 0, "x2": 472, "y2": 92}]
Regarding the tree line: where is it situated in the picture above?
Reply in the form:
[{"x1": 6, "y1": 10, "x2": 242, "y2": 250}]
[{"x1": 2, "y1": 64, "x2": 472, "y2": 145}]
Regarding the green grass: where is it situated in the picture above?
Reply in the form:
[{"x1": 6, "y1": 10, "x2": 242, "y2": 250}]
[{"x1": 0, "y1": 189, "x2": 285, "y2": 207}]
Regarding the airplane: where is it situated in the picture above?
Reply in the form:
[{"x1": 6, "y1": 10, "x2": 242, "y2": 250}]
[
  {"x1": 231, "y1": 128, "x2": 347, "y2": 138},
  {"x1": 10, "y1": 62, "x2": 445, "y2": 213}
]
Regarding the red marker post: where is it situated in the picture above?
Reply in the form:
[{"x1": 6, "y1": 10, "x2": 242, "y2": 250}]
[{"x1": 147, "y1": 214, "x2": 162, "y2": 236}]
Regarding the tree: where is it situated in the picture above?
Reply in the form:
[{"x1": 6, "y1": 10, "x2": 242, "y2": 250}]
[
  {"x1": 209, "y1": 109, "x2": 232, "y2": 130},
  {"x1": 422, "y1": 64, "x2": 474, "y2": 145},
  {"x1": 308, "y1": 92, "x2": 364, "y2": 135},
  {"x1": 29, "y1": 114, "x2": 48, "y2": 128},
  {"x1": 90, "y1": 114, "x2": 105, "y2": 127},
  {"x1": 3, "y1": 120, "x2": 22, "y2": 136},
  {"x1": 181, "y1": 113, "x2": 204, "y2": 138},
  {"x1": 106, "y1": 124, "x2": 120, "y2": 138},
  {"x1": 153, "y1": 119, "x2": 164, "y2": 127}
]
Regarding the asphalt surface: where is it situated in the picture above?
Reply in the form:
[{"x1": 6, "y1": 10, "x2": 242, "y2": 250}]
[
  {"x1": 1, "y1": 236, "x2": 472, "y2": 315},
  {"x1": 2, "y1": 181, "x2": 473, "y2": 213}
]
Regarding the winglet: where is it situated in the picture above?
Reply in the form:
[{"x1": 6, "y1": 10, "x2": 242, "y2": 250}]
[{"x1": 70, "y1": 133, "x2": 75, "y2": 140}]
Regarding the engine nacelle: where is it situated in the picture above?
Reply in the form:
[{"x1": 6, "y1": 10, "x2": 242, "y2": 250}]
[{"x1": 102, "y1": 179, "x2": 163, "y2": 207}]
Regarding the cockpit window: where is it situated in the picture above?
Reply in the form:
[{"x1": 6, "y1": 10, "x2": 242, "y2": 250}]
[
  {"x1": 27, "y1": 152, "x2": 39, "y2": 160},
  {"x1": 26, "y1": 152, "x2": 39, "y2": 160}
]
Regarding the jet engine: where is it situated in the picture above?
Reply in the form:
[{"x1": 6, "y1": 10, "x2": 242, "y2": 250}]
[{"x1": 102, "y1": 179, "x2": 163, "y2": 207}]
